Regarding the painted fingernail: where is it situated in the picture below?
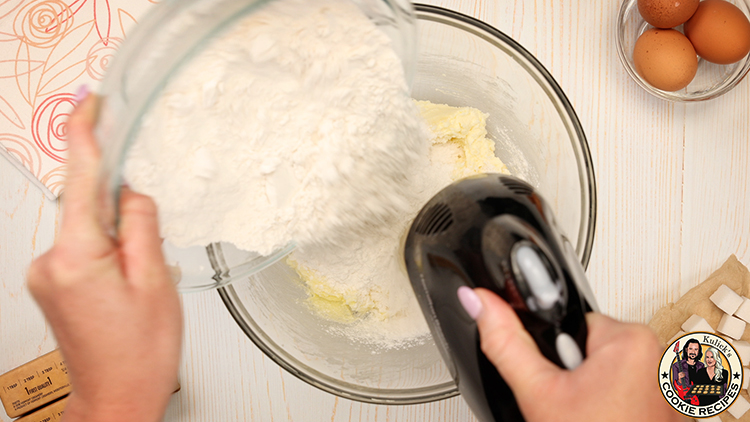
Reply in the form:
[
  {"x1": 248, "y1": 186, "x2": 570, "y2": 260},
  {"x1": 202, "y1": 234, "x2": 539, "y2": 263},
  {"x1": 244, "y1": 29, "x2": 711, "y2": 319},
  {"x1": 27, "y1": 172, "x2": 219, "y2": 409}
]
[
  {"x1": 74, "y1": 85, "x2": 90, "y2": 102},
  {"x1": 458, "y1": 286, "x2": 483, "y2": 320}
]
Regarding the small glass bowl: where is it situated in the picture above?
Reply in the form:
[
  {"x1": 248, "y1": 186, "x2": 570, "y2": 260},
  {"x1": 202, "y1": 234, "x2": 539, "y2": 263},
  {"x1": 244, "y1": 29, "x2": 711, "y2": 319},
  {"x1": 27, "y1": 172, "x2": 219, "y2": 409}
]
[
  {"x1": 616, "y1": 0, "x2": 750, "y2": 101},
  {"x1": 95, "y1": 0, "x2": 416, "y2": 292}
]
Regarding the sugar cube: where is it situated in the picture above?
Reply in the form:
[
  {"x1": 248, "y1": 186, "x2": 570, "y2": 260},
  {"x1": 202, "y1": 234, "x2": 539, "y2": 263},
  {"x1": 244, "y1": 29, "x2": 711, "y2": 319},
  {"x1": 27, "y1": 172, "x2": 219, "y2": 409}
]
[
  {"x1": 736, "y1": 296, "x2": 750, "y2": 324},
  {"x1": 711, "y1": 284, "x2": 744, "y2": 315},
  {"x1": 744, "y1": 367, "x2": 750, "y2": 390},
  {"x1": 681, "y1": 314, "x2": 714, "y2": 333},
  {"x1": 718, "y1": 314, "x2": 746, "y2": 340},
  {"x1": 732, "y1": 340, "x2": 750, "y2": 366},
  {"x1": 729, "y1": 394, "x2": 750, "y2": 419}
]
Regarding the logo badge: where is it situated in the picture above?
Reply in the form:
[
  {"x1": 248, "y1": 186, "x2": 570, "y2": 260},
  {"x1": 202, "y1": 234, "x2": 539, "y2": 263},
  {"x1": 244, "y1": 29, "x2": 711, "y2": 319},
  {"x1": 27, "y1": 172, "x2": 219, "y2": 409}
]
[{"x1": 659, "y1": 332, "x2": 743, "y2": 418}]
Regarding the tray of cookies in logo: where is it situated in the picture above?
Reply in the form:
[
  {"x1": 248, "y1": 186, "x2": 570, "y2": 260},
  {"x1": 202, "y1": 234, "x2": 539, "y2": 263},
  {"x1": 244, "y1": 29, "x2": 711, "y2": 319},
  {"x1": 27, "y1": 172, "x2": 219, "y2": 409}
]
[
  {"x1": 650, "y1": 255, "x2": 750, "y2": 421},
  {"x1": 690, "y1": 384, "x2": 725, "y2": 396}
]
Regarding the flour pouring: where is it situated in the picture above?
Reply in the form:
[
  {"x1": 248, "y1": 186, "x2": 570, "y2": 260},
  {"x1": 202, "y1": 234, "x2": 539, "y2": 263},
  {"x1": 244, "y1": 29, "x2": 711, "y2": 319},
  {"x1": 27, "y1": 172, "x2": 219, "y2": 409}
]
[
  {"x1": 124, "y1": 0, "x2": 427, "y2": 256},
  {"x1": 122, "y1": 0, "x2": 515, "y2": 349}
]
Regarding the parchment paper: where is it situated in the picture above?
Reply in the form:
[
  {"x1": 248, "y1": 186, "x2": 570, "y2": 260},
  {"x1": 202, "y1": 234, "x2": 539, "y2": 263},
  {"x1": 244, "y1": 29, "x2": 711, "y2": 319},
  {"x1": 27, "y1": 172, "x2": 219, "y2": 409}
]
[{"x1": 649, "y1": 255, "x2": 750, "y2": 422}]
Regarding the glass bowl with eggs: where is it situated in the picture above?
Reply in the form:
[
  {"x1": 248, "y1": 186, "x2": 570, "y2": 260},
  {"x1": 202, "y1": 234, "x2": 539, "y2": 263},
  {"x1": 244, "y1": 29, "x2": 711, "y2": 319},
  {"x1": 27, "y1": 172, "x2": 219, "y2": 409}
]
[
  {"x1": 96, "y1": 0, "x2": 596, "y2": 406},
  {"x1": 616, "y1": 0, "x2": 750, "y2": 101}
]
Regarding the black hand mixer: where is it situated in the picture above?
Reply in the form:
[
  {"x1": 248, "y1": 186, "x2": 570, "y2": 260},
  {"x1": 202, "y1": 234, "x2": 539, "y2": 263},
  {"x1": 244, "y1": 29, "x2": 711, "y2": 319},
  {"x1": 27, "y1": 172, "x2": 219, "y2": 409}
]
[{"x1": 403, "y1": 174, "x2": 598, "y2": 422}]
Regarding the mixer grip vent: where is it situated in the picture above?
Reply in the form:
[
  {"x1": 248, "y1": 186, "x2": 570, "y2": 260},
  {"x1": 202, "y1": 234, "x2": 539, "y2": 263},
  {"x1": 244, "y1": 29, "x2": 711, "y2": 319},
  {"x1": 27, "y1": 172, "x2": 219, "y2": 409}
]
[
  {"x1": 500, "y1": 176, "x2": 534, "y2": 195},
  {"x1": 414, "y1": 202, "x2": 454, "y2": 236}
]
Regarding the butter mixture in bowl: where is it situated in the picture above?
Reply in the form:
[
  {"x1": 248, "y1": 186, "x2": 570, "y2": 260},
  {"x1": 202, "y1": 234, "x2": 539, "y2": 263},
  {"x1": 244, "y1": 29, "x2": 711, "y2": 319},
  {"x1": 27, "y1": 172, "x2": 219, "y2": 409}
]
[{"x1": 220, "y1": 4, "x2": 595, "y2": 404}]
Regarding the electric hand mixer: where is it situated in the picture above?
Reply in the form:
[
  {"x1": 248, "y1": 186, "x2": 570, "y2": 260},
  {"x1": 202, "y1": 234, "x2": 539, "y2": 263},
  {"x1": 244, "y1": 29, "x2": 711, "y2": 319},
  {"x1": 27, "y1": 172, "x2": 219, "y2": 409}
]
[{"x1": 403, "y1": 174, "x2": 598, "y2": 422}]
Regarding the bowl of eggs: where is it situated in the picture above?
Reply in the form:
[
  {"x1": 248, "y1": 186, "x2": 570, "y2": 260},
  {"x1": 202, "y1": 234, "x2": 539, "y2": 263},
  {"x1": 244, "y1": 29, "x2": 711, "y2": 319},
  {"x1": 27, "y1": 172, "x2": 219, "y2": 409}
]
[{"x1": 616, "y1": 0, "x2": 750, "y2": 101}]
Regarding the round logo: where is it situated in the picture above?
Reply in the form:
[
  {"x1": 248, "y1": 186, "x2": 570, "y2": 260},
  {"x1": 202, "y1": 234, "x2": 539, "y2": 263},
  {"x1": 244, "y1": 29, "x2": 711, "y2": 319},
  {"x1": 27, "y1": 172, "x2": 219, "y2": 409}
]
[{"x1": 659, "y1": 332, "x2": 743, "y2": 418}]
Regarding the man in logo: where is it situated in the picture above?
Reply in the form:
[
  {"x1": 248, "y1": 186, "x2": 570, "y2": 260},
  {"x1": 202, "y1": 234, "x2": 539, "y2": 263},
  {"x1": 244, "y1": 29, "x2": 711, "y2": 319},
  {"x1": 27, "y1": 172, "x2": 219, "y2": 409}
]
[{"x1": 671, "y1": 338, "x2": 703, "y2": 404}]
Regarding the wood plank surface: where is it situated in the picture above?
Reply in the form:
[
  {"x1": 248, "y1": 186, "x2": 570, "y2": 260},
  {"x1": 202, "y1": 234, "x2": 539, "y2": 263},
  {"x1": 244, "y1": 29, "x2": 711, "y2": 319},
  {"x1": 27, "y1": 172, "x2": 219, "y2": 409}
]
[{"x1": 1, "y1": 0, "x2": 749, "y2": 421}]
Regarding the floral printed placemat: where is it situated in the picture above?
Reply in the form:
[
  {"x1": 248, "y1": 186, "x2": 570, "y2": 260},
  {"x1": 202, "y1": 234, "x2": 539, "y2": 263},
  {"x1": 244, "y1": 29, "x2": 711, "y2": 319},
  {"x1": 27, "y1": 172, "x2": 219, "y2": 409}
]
[{"x1": 0, "y1": 0, "x2": 156, "y2": 199}]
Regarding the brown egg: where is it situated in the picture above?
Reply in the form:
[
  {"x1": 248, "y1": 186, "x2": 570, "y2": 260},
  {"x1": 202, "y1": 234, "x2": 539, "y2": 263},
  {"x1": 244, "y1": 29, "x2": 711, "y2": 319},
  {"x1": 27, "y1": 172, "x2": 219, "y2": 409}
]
[
  {"x1": 684, "y1": 0, "x2": 750, "y2": 64},
  {"x1": 638, "y1": 0, "x2": 700, "y2": 28},
  {"x1": 633, "y1": 28, "x2": 698, "y2": 91}
]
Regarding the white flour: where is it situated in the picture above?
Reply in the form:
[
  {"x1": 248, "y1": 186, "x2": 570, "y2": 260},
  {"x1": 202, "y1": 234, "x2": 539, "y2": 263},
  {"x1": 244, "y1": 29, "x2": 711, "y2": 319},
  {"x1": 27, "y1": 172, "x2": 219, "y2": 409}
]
[
  {"x1": 287, "y1": 142, "x2": 451, "y2": 347},
  {"x1": 289, "y1": 101, "x2": 509, "y2": 348},
  {"x1": 124, "y1": 0, "x2": 510, "y2": 348},
  {"x1": 124, "y1": 0, "x2": 426, "y2": 256}
]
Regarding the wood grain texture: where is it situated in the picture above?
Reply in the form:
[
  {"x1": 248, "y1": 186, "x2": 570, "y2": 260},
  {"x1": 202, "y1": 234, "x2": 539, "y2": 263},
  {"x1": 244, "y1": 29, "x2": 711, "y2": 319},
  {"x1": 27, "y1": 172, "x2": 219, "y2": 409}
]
[
  {"x1": 0, "y1": 154, "x2": 59, "y2": 422},
  {"x1": 1, "y1": 0, "x2": 749, "y2": 421}
]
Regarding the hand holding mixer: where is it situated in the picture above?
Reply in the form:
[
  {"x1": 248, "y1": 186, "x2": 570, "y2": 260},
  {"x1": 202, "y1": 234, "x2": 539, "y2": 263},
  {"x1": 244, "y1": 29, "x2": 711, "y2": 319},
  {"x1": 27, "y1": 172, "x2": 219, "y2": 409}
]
[{"x1": 403, "y1": 174, "x2": 598, "y2": 422}]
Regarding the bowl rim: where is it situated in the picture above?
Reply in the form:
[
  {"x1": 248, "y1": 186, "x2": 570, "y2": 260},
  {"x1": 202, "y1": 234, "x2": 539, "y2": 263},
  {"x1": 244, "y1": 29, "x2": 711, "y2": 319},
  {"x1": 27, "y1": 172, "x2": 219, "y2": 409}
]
[
  {"x1": 219, "y1": 2, "x2": 598, "y2": 405},
  {"x1": 615, "y1": 0, "x2": 750, "y2": 102}
]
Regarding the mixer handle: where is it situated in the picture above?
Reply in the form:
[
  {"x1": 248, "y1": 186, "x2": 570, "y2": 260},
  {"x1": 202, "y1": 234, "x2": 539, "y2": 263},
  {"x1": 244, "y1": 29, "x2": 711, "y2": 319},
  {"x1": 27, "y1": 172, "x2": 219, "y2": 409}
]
[
  {"x1": 481, "y1": 215, "x2": 567, "y2": 319},
  {"x1": 481, "y1": 215, "x2": 587, "y2": 371}
]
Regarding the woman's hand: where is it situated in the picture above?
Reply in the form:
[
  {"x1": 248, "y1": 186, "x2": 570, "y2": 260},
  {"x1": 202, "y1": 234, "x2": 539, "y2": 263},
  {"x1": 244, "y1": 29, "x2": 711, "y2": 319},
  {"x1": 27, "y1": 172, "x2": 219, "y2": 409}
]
[
  {"x1": 459, "y1": 287, "x2": 685, "y2": 422},
  {"x1": 27, "y1": 92, "x2": 183, "y2": 422}
]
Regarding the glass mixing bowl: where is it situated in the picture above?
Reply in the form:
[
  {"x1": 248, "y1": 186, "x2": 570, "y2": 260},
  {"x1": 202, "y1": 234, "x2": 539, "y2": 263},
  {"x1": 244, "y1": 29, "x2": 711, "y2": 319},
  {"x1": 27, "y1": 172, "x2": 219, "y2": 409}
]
[
  {"x1": 95, "y1": 0, "x2": 416, "y2": 292},
  {"x1": 219, "y1": 4, "x2": 597, "y2": 404}
]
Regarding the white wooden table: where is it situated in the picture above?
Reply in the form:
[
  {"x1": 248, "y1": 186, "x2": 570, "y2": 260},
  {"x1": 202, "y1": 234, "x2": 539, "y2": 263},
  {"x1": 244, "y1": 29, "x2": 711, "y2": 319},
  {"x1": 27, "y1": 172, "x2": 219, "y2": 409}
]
[{"x1": 2, "y1": 0, "x2": 749, "y2": 420}]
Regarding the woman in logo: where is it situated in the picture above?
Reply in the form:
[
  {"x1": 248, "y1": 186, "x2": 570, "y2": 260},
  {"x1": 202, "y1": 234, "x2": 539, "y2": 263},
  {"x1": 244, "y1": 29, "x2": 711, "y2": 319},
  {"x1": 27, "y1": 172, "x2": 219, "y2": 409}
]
[{"x1": 694, "y1": 347, "x2": 729, "y2": 406}]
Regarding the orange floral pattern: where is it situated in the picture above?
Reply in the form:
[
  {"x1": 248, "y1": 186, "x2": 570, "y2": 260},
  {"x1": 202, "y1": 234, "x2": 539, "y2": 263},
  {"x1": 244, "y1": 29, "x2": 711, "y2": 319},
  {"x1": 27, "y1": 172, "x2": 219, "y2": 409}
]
[
  {"x1": 14, "y1": 0, "x2": 73, "y2": 48},
  {"x1": 0, "y1": 0, "x2": 156, "y2": 198},
  {"x1": 85, "y1": 35, "x2": 120, "y2": 79}
]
